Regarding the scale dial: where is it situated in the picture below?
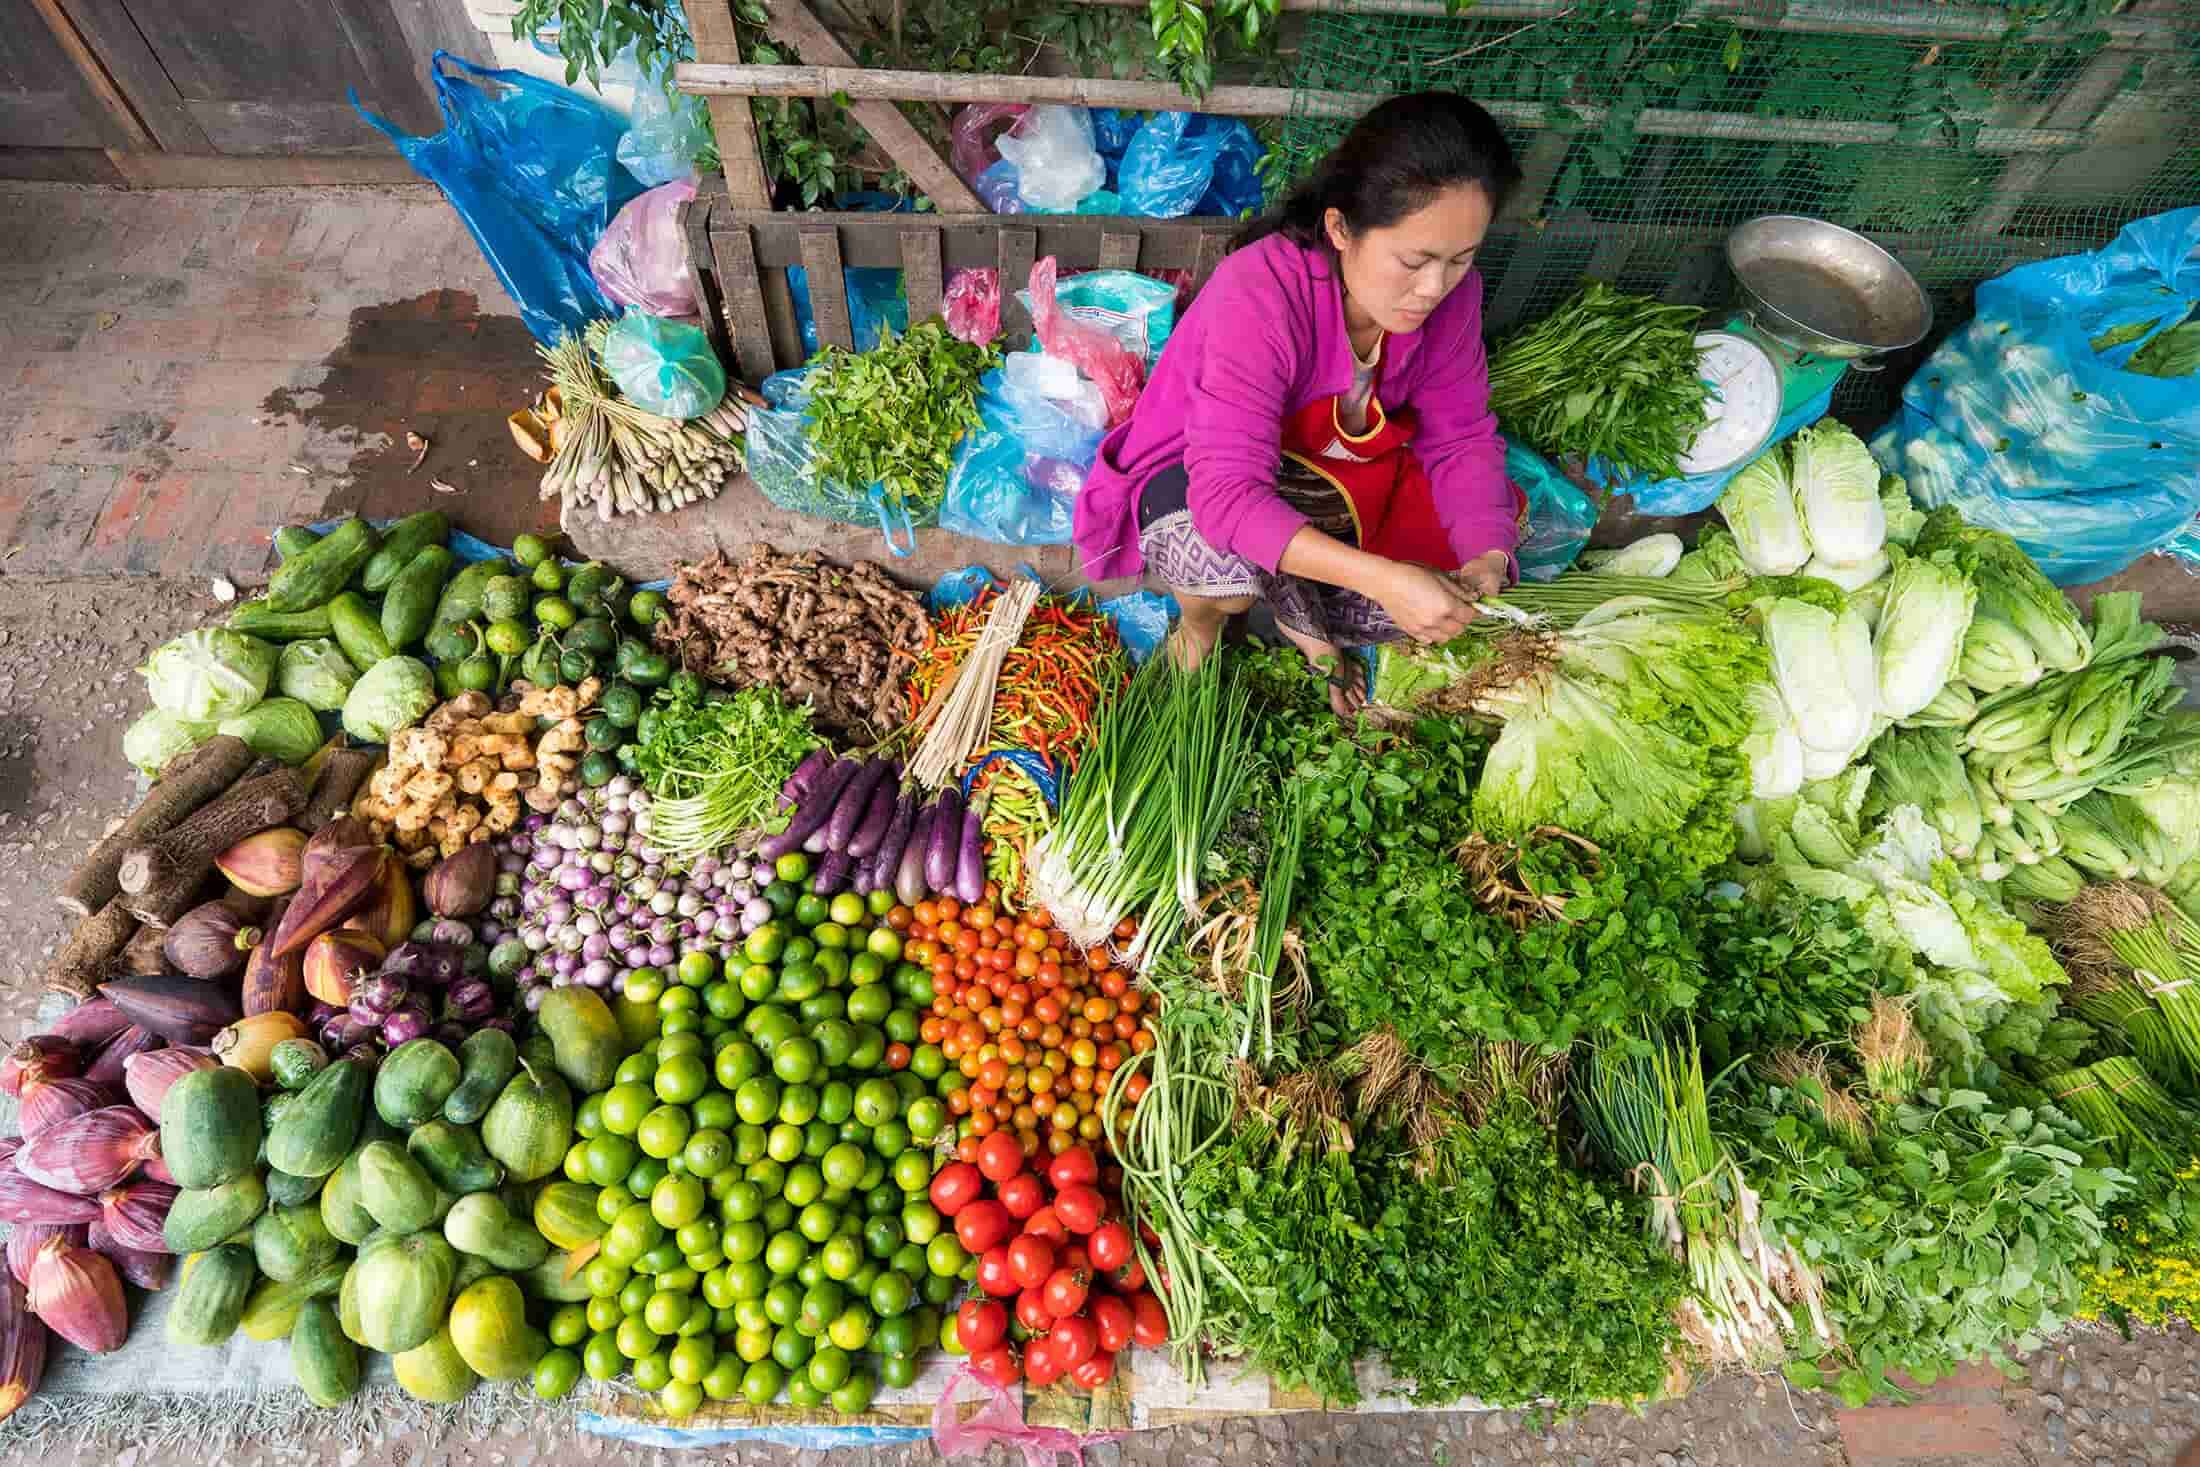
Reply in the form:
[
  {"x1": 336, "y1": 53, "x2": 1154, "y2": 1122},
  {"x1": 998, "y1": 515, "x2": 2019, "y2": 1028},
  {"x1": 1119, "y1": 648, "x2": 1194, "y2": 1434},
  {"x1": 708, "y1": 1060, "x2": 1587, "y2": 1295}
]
[{"x1": 1679, "y1": 330, "x2": 1783, "y2": 476}]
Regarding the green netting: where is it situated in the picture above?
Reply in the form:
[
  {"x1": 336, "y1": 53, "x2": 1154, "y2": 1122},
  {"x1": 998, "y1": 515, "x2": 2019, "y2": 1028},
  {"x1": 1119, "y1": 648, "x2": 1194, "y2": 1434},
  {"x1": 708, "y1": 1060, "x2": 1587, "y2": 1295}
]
[{"x1": 1279, "y1": 0, "x2": 2200, "y2": 415}]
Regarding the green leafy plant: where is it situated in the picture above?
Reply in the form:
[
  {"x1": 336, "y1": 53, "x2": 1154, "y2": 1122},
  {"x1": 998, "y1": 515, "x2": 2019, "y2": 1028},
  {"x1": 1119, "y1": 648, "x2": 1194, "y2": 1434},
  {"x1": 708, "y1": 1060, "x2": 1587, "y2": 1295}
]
[{"x1": 801, "y1": 321, "x2": 1000, "y2": 521}]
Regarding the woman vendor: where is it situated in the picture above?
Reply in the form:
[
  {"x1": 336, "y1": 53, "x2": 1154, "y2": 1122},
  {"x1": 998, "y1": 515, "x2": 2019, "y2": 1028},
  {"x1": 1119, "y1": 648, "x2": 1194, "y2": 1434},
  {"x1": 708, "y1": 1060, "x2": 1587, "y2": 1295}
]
[{"x1": 1072, "y1": 92, "x2": 1527, "y2": 715}]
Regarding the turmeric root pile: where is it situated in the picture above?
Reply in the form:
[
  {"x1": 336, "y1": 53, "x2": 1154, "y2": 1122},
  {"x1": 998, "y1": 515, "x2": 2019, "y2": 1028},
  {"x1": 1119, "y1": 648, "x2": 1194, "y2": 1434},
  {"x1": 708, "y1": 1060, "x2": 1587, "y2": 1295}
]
[
  {"x1": 352, "y1": 681, "x2": 599, "y2": 866},
  {"x1": 653, "y1": 544, "x2": 928, "y2": 742}
]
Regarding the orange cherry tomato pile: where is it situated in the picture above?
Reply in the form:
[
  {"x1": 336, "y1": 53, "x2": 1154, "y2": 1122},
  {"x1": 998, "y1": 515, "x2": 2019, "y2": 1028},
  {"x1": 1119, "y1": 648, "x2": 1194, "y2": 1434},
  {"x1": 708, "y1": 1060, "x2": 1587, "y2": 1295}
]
[
  {"x1": 904, "y1": 893, "x2": 1156, "y2": 1163},
  {"x1": 932, "y1": 1142, "x2": 1167, "y2": 1391}
]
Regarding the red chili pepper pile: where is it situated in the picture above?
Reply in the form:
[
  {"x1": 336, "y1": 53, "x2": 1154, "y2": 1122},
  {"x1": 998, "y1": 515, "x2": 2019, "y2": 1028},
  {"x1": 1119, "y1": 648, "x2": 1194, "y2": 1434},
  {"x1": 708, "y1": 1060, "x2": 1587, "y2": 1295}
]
[{"x1": 904, "y1": 592, "x2": 1128, "y2": 774}]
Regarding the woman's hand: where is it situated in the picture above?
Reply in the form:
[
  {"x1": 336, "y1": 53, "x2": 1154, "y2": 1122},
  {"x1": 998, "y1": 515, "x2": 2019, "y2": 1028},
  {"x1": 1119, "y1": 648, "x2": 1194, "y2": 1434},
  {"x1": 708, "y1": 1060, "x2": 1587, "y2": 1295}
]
[
  {"x1": 1456, "y1": 549, "x2": 1510, "y2": 601},
  {"x1": 1371, "y1": 561, "x2": 1480, "y2": 644}
]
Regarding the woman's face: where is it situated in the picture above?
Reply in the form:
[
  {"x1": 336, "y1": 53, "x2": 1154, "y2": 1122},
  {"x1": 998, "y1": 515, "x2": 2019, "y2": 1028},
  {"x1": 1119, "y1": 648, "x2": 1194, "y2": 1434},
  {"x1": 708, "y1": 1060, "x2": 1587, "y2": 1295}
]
[{"x1": 1325, "y1": 183, "x2": 1495, "y2": 336}]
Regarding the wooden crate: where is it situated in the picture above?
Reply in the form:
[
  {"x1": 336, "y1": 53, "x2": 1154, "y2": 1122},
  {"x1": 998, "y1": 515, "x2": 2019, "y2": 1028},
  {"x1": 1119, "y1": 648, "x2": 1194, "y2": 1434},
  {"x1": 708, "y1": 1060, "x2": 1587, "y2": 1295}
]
[{"x1": 693, "y1": 199, "x2": 1240, "y2": 382}]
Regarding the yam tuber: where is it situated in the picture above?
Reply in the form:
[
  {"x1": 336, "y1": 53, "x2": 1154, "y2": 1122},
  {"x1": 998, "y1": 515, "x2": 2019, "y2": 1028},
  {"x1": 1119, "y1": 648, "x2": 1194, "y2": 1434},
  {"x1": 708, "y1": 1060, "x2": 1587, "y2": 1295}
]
[
  {"x1": 45, "y1": 900, "x2": 140, "y2": 999},
  {"x1": 57, "y1": 735, "x2": 254, "y2": 918},
  {"x1": 301, "y1": 748, "x2": 376, "y2": 833},
  {"x1": 117, "y1": 769, "x2": 309, "y2": 927}
]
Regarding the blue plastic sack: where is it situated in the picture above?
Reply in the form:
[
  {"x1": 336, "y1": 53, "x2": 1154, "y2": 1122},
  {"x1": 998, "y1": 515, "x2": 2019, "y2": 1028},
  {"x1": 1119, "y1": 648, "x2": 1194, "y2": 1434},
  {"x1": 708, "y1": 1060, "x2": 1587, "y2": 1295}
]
[
  {"x1": 1092, "y1": 110, "x2": 1139, "y2": 185},
  {"x1": 1118, "y1": 113, "x2": 1226, "y2": 219},
  {"x1": 354, "y1": 52, "x2": 643, "y2": 346},
  {"x1": 1506, "y1": 440, "x2": 1598, "y2": 582},
  {"x1": 1873, "y1": 206, "x2": 2200, "y2": 585},
  {"x1": 1197, "y1": 120, "x2": 1265, "y2": 218},
  {"x1": 939, "y1": 367, "x2": 1106, "y2": 545},
  {"x1": 928, "y1": 566, "x2": 1174, "y2": 663}
]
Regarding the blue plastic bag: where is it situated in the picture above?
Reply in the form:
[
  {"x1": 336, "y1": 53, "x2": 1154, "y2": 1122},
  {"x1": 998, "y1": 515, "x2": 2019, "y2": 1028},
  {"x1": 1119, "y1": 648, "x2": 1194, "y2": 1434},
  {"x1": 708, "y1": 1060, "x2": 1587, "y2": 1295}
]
[
  {"x1": 1506, "y1": 441, "x2": 1598, "y2": 582},
  {"x1": 1873, "y1": 206, "x2": 2200, "y2": 585},
  {"x1": 939, "y1": 367, "x2": 1106, "y2": 545},
  {"x1": 929, "y1": 566, "x2": 1175, "y2": 663},
  {"x1": 355, "y1": 52, "x2": 643, "y2": 346},
  {"x1": 1119, "y1": 114, "x2": 1266, "y2": 219}
]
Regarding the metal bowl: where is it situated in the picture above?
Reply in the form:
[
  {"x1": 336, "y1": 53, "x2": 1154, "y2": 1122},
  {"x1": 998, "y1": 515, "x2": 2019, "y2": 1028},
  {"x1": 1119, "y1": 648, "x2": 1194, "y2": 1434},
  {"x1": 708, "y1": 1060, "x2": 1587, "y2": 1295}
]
[{"x1": 1726, "y1": 215, "x2": 1932, "y2": 362}]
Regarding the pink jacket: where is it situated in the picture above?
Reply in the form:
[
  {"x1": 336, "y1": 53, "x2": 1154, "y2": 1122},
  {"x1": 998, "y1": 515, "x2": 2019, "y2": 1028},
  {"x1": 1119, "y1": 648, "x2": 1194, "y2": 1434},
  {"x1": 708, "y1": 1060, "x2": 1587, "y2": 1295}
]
[{"x1": 1071, "y1": 232, "x2": 1519, "y2": 583}]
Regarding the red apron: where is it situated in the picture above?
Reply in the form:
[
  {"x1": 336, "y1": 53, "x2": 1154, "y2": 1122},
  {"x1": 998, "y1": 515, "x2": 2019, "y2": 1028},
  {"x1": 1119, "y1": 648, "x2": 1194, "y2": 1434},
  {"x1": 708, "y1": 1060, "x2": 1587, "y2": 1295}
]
[{"x1": 1277, "y1": 395, "x2": 1470, "y2": 572}]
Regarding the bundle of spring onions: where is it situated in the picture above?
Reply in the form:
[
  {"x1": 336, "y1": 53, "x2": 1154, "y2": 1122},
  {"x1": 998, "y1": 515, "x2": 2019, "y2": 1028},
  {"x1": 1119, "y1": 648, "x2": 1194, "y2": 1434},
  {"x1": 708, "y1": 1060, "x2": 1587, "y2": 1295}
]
[
  {"x1": 1027, "y1": 651, "x2": 1257, "y2": 956},
  {"x1": 1242, "y1": 785, "x2": 1307, "y2": 1064},
  {"x1": 2033, "y1": 1055, "x2": 2196, "y2": 1155},
  {"x1": 1575, "y1": 1025, "x2": 1830, "y2": 1366}
]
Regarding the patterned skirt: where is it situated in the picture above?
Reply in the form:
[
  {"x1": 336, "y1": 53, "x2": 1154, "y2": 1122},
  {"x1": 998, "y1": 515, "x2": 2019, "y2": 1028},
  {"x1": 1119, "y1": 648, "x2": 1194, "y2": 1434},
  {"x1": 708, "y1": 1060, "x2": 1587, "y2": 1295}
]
[{"x1": 1135, "y1": 462, "x2": 1402, "y2": 648}]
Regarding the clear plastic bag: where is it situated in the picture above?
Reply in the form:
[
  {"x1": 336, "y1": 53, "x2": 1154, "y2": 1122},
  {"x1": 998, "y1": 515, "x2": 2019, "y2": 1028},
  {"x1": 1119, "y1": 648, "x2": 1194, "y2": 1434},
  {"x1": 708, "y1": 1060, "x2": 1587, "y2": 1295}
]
[
  {"x1": 938, "y1": 364, "x2": 1106, "y2": 545},
  {"x1": 1029, "y1": 257, "x2": 1143, "y2": 425},
  {"x1": 590, "y1": 178, "x2": 699, "y2": 317},
  {"x1": 354, "y1": 51, "x2": 644, "y2": 345},
  {"x1": 616, "y1": 53, "x2": 712, "y2": 187},
  {"x1": 744, "y1": 370, "x2": 920, "y2": 556},
  {"x1": 599, "y1": 308, "x2": 725, "y2": 419},
  {"x1": 1873, "y1": 206, "x2": 2200, "y2": 585},
  {"x1": 996, "y1": 107, "x2": 1105, "y2": 212},
  {"x1": 944, "y1": 268, "x2": 1002, "y2": 345}
]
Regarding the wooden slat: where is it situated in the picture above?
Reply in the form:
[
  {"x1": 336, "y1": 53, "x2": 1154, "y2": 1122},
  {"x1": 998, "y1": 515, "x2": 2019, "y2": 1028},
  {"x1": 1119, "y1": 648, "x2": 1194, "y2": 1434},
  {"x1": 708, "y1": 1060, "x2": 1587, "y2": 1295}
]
[
  {"x1": 1484, "y1": 231, "x2": 1559, "y2": 335},
  {"x1": 1191, "y1": 233, "x2": 1228, "y2": 294},
  {"x1": 762, "y1": 271, "x2": 804, "y2": 372},
  {"x1": 49, "y1": 0, "x2": 209, "y2": 151},
  {"x1": 1057, "y1": 0, "x2": 2180, "y2": 51},
  {"x1": 900, "y1": 229, "x2": 945, "y2": 328},
  {"x1": 713, "y1": 212, "x2": 1236, "y2": 271},
  {"x1": 756, "y1": 0, "x2": 984, "y2": 214},
  {"x1": 1584, "y1": 226, "x2": 1634, "y2": 286},
  {"x1": 100, "y1": 151, "x2": 419, "y2": 187},
  {"x1": 997, "y1": 227, "x2": 1038, "y2": 343},
  {"x1": 679, "y1": 63, "x2": 2099, "y2": 152},
  {"x1": 686, "y1": 0, "x2": 775, "y2": 205},
  {"x1": 681, "y1": 193, "x2": 735, "y2": 368},
  {"x1": 25, "y1": 0, "x2": 150, "y2": 149},
  {"x1": 1098, "y1": 231, "x2": 1141, "y2": 272},
  {"x1": 716, "y1": 225, "x2": 781, "y2": 384},
  {"x1": 800, "y1": 227, "x2": 855, "y2": 351}
]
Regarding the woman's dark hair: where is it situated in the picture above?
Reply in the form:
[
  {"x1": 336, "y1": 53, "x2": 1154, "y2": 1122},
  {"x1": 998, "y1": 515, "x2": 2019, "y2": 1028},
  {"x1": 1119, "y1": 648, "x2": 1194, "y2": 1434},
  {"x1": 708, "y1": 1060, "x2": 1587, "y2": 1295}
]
[{"x1": 1234, "y1": 92, "x2": 1520, "y2": 252}]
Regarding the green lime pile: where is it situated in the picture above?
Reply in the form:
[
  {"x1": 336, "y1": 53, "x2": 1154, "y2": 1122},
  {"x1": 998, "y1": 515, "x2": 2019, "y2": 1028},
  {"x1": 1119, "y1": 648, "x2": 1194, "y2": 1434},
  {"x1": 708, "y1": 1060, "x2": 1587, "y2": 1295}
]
[{"x1": 552, "y1": 868, "x2": 962, "y2": 1418}]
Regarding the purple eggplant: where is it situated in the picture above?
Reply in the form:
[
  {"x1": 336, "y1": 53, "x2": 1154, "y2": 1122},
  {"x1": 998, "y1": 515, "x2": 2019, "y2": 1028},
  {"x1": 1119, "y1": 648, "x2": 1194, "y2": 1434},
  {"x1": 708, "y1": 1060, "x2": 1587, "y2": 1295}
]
[
  {"x1": 811, "y1": 851, "x2": 854, "y2": 897},
  {"x1": 926, "y1": 786, "x2": 964, "y2": 894},
  {"x1": 381, "y1": 942, "x2": 434, "y2": 979},
  {"x1": 761, "y1": 758, "x2": 859, "y2": 861},
  {"x1": 444, "y1": 979, "x2": 496, "y2": 1024},
  {"x1": 432, "y1": 1021, "x2": 468, "y2": 1048},
  {"x1": 896, "y1": 806, "x2": 935, "y2": 907},
  {"x1": 850, "y1": 848, "x2": 881, "y2": 897},
  {"x1": 846, "y1": 773, "x2": 899, "y2": 859},
  {"x1": 350, "y1": 974, "x2": 410, "y2": 1023},
  {"x1": 825, "y1": 758, "x2": 892, "y2": 854},
  {"x1": 780, "y1": 748, "x2": 832, "y2": 811},
  {"x1": 956, "y1": 793, "x2": 989, "y2": 904},
  {"x1": 870, "y1": 790, "x2": 918, "y2": 892},
  {"x1": 382, "y1": 1002, "x2": 432, "y2": 1047}
]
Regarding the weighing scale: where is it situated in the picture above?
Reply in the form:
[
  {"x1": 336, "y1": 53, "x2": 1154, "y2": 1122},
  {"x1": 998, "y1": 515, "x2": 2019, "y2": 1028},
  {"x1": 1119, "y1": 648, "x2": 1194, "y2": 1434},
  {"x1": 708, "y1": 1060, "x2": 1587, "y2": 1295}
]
[{"x1": 1675, "y1": 320, "x2": 1851, "y2": 478}]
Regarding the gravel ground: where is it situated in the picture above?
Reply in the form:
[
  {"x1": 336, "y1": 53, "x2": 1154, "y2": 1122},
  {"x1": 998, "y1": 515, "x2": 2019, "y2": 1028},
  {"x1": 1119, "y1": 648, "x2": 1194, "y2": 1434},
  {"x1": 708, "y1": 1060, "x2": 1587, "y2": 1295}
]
[{"x1": 3, "y1": 571, "x2": 2199, "y2": 1467}]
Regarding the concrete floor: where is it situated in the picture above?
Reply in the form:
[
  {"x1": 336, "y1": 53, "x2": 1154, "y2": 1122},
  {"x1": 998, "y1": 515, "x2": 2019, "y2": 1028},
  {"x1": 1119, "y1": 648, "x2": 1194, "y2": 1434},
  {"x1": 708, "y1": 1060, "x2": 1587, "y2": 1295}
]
[{"x1": 4, "y1": 180, "x2": 2200, "y2": 1464}]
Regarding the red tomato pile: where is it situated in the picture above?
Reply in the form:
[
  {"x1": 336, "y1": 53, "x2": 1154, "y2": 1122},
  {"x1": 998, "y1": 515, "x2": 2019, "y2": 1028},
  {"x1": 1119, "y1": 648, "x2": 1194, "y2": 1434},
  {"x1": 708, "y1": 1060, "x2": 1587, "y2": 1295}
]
[{"x1": 929, "y1": 1140, "x2": 1165, "y2": 1391}]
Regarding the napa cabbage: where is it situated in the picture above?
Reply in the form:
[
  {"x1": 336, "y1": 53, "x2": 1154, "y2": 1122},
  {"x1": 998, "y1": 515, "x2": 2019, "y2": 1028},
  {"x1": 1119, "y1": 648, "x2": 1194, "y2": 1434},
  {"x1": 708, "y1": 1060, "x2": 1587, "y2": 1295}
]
[
  {"x1": 1873, "y1": 554, "x2": 1977, "y2": 718},
  {"x1": 1789, "y1": 420, "x2": 1886, "y2": 565}
]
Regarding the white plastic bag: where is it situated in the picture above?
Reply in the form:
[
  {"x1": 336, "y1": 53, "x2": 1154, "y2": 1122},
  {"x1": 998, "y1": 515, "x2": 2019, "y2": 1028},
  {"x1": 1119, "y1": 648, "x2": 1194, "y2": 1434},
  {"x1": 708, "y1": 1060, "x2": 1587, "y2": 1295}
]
[{"x1": 996, "y1": 107, "x2": 1104, "y2": 212}]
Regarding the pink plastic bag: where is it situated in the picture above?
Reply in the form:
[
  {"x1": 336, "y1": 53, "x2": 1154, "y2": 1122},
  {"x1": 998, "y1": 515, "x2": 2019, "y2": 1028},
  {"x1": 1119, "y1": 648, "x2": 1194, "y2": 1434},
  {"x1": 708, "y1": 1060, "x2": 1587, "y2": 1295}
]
[
  {"x1": 945, "y1": 268, "x2": 1002, "y2": 345},
  {"x1": 1029, "y1": 257, "x2": 1143, "y2": 427},
  {"x1": 951, "y1": 103, "x2": 1031, "y2": 188},
  {"x1": 930, "y1": 1364, "x2": 1123, "y2": 1467},
  {"x1": 589, "y1": 178, "x2": 699, "y2": 318}
]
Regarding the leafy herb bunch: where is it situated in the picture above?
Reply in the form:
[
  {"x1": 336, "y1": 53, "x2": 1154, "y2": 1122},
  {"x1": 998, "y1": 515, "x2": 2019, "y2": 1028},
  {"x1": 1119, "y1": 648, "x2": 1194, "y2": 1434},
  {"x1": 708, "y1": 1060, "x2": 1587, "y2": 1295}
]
[
  {"x1": 803, "y1": 322, "x2": 1000, "y2": 524},
  {"x1": 1724, "y1": 1079, "x2": 2131, "y2": 1405}
]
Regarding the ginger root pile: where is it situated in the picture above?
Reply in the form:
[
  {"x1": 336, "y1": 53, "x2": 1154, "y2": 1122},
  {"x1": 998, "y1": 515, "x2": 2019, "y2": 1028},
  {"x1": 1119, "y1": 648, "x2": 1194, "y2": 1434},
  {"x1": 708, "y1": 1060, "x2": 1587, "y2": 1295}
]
[
  {"x1": 353, "y1": 681, "x2": 599, "y2": 867},
  {"x1": 654, "y1": 544, "x2": 928, "y2": 742}
]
